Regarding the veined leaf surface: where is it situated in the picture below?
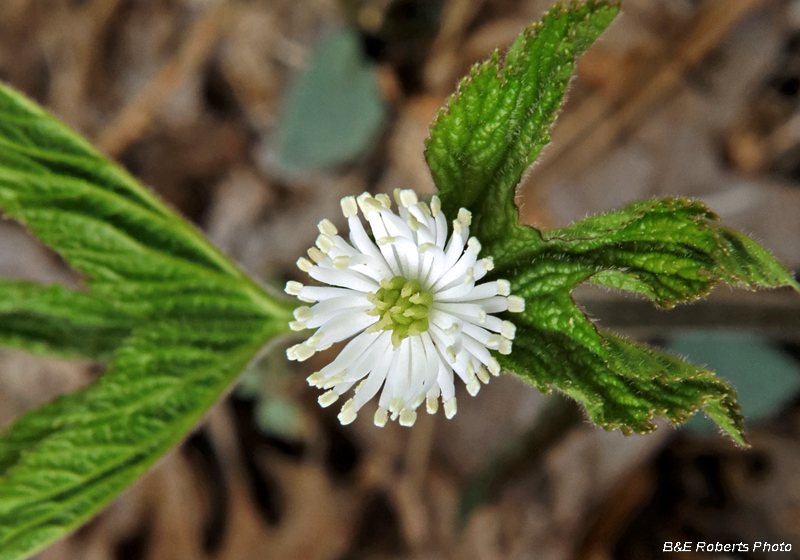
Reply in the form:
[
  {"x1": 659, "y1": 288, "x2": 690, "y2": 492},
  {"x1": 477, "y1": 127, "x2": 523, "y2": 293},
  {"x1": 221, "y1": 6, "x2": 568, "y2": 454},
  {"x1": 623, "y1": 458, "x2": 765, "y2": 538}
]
[
  {"x1": 0, "y1": 82, "x2": 295, "y2": 560},
  {"x1": 424, "y1": 1, "x2": 798, "y2": 446}
]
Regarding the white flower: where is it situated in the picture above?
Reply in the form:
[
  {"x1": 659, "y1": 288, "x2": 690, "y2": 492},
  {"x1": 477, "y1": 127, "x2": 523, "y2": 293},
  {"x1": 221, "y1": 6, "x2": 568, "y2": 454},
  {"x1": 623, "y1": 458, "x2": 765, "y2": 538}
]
[{"x1": 285, "y1": 190, "x2": 525, "y2": 427}]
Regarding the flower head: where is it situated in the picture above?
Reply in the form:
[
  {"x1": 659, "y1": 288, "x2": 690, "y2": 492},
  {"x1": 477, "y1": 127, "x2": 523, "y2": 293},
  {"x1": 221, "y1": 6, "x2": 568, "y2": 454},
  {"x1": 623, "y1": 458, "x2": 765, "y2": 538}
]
[{"x1": 286, "y1": 190, "x2": 524, "y2": 427}]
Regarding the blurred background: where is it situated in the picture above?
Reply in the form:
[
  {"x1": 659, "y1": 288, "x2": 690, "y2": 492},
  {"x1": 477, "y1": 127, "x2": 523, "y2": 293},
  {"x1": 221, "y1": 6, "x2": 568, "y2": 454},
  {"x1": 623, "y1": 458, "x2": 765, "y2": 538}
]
[{"x1": 1, "y1": 0, "x2": 800, "y2": 558}]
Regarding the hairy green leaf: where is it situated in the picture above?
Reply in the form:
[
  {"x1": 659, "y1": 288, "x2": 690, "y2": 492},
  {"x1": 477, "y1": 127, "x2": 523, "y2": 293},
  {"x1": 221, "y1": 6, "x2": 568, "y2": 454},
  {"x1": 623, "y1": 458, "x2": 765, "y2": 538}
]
[
  {"x1": 0, "y1": 320, "x2": 284, "y2": 560},
  {"x1": 492, "y1": 198, "x2": 798, "y2": 445},
  {"x1": 0, "y1": 280, "x2": 130, "y2": 359},
  {"x1": 425, "y1": 0, "x2": 619, "y2": 250},
  {"x1": 422, "y1": 0, "x2": 799, "y2": 447},
  {"x1": 0, "y1": 82, "x2": 296, "y2": 560}
]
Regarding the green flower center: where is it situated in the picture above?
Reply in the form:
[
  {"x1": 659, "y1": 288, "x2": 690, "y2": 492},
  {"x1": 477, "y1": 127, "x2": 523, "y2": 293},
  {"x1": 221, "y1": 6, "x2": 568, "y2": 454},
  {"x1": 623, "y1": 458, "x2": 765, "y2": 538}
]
[{"x1": 366, "y1": 276, "x2": 433, "y2": 348}]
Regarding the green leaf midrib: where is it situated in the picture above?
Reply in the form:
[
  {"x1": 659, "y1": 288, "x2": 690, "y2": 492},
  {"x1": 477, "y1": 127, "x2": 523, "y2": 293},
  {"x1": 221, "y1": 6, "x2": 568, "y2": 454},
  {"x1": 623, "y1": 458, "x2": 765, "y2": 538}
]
[
  {"x1": 0, "y1": 167, "x2": 241, "y2": 280},
  {"x1": 0, "y1": 80, "x2": 301, "y2": 560},
  {"x1": 0, "y1": 91, "x2": 276, "y2": 297},
  {"x1": 0, "y1": 322, "x2": 274, "y2": 556},
  {"x1": 0, "y1": 175, "x2": 292, "y2": 318}
]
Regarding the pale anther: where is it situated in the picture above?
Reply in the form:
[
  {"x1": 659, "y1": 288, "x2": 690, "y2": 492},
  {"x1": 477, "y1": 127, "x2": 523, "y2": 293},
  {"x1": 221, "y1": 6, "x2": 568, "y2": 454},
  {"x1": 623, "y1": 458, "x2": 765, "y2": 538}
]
[
  {"x1": 285, "y1": 281, "x2": 303, "y2": 295},
  {"x1": 507, "y1": 295, "x2": 525, "y2": 313},
  {"x1": 296, "y1": 257, "x2": 313, "y2": 272},
  {"x1": 444, "y1": 397, "x2": 457, "y2": 419},
  {"x1": 294, "y1": 306, "x2": 312, "y2": 321},
  {"x1": 338, "y1": 399, "x2": 357, "y2": 425},
  {"x1": 308, "y1": 247, "x2": 325, "y2": 263},
  {"x1": 333, "y1": 256, "x2": 350, "y2": 270},
  {"x1": 426, "y1": 397, "x2": 439, "y2": 414},
  {"x1": 430, "y1": 195, "x2": 442, "y2": 217},
  {"x1": 318, "y1": 219, "x2": 338, "y2": 237},
  {"x1": 497, "y1": 279, "x2": 511, "y2": 296},
  {"x1": 374, "y1": 407, "x2": 389, "y2": 427},
  {"x1": 399, "y1": 409, "x2": 417, "y2": 427},
  {"x1": 318, "y1": 390, "x2": 339, "y2": 408},
  {"x1": 340, "y1": 196, "x2": 358, "y2": 218},
  {"x1": 399, "y1": 189, "x2": 418, "y2": 207},
  {"x1": 468, "y1": 237, "x2": 482, "y2": 254},
  {"x1": 375, "y1": 193, "x2": 392, "y2": 208},
  {"x1": 294, "y1": 344, "x2": 315, "y2": 361},
  {"x1": 316, "y1": 233, "x2": 334, "y2": 253},
  {"x1": 466, "y1": 377, "x2": 481, "y2": 396}
]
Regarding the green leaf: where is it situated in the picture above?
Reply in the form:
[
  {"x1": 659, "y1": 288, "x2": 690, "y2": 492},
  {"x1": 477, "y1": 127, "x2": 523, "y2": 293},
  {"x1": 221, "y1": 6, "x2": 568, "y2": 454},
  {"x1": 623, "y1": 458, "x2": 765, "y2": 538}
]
[
  {"x1": 0, "y1": 320, "x2": 285, "y2": 560},
  {"x1": 425, "y1": 0, "x2": 619, "y2": 250},
  {"x1": 423, "y1": 0, "x2": 798, "y2": 448},
  {"x1": 274, "y1": 27, "x2": 387, "y2": 174},
  {"x1": 493, "y1": 198, "x2": 798, "y2": 445},
  {"x1": 0, "y1": 82, "x2": 296, "y2": 560},
  {"x1": 0, "y1": 280, "x2": 131, "y2": 359},
  {"x1": 422, "y1": 0, "x2": 798, "y2": 446}
]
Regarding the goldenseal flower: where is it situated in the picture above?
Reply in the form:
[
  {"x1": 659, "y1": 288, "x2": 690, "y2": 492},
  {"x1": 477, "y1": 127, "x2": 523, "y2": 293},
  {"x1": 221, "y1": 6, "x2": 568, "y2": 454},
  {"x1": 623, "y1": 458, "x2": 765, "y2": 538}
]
[{"x1": 285, "y1": 190, "x2": 525, "y2": 427}]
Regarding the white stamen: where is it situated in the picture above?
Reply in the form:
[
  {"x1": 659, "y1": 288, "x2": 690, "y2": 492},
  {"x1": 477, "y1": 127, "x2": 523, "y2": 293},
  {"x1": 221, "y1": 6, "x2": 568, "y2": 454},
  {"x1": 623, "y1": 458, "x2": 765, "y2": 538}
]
[
  {"x1": 375, "y1": 193, "x2": 392, "y2": 209},
  {"x1": 306, "y1": 332, "x2": 323, "y2": 347},
  {"x1": 297, "y1": 257, "x2": 313, "y2": 272},
  {"x1": 444, "y1": 397, "x2": 457, "y2": 419},
  {"x1": 507, "y1": 295, "x2": 525, "y2": 313},
  {"x1": 316, "y1": 234, "x2": 334, "y2": 253},
  {"x1": 324, "y1": 374, "x2": 345, "y2": 389},
  {"x1": 485, "y1": 334, "x2": 503, "y2": 350},
  {"x1": 501, "y1": 320, "x2": 516, "y2": 340},
  {"x1": 308, "y1": 247, "x2": 325, "y2": 263},
  {"x1": 294, "y1": 306, "x2": 313, "y2": 321},
  {"x1": 374, "y1": 407, "x2": 388, "y2": 427},
  {"x1": 319, "y1": 390, "x2": 339, "y2": 407},
  {"x1": 341, "y1": 196, "x2": 358, "y2": 218},
  {"x1": 333, "y1": 256, "x2": 350, "y2": 270},
  {"x1": 399, "y1": 189, "x2": 418, "y2": 207},
  {"x1": 430, "y1": 196, "x2": 441, "y2": 217},
  {"x1": 466, "y1": 377, "x2": 481, "y2": 396},
  {"x1": 285, "y1": 281, "x2": 303, "y2": 296},
  {"x1": 497, "y1": 279, "x2": 511, "y2": 296},
  {"x1": 294, "y1": 344, "x2": 316, "y2": 361},
  {"x1": 318, "y1": 219, "x2": 338, "y2": 237},
  {"x1": 399, "y1": 409, "x2": 417, "y2": 426},
  {"x1": 426, "y1": 397, "x2": 439, "y2": 414},
  {"x1": 286, "y1": 192, "x2": 525, "y2": 427},
  {"x1": 357, "y1": 192, "x2": 384, "y2": 215},
  {"x1": 338, "y1": 399, "x2": 357, "y2": 425}
]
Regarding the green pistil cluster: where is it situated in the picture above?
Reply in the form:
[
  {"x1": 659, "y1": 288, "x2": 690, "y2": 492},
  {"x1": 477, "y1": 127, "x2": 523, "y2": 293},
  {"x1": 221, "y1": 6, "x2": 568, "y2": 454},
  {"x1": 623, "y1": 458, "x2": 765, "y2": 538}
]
[{"x1": 366, "y1": 276, "x2": 434, "y2": 348}]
